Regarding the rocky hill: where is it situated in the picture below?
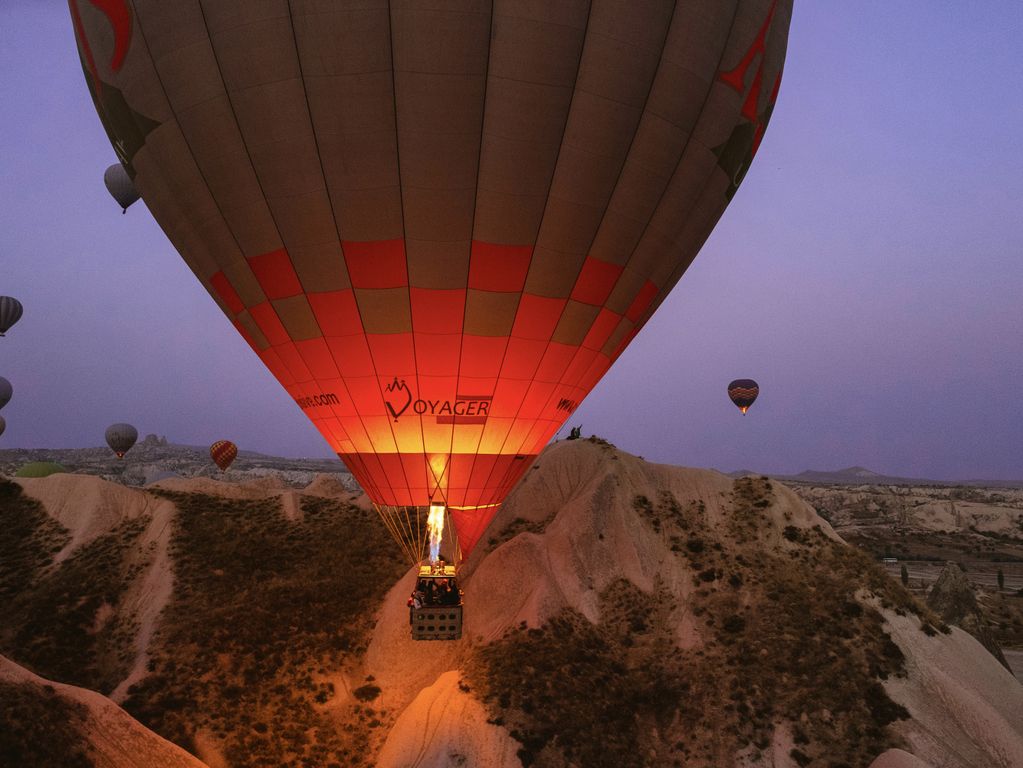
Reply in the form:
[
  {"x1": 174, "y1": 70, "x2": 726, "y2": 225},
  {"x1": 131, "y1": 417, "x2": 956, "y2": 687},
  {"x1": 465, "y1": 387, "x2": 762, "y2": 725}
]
[
  {"x1": 791, "y1": 483, "x2": 1023, "y2": 542},
  {"x1": 0, "y1": 435, "x2": 355, "y2": 489},
  {"x1": 731, "y1": 466, "x2": 1023, "y2": 489},
  {"x1": 1, "y1": 440, "x2": 1021, "y2": 767}
]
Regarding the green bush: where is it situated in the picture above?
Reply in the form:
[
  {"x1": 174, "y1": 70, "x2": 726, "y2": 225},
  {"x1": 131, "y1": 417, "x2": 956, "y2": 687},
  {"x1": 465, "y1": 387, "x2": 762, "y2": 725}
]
[
  {"x1": 0, "y1": 681, "x2": 93, "y2": 767},
  {"x1": 14, "y1": 461, "x2": 67, "y2": 478},
  {"x1": 353, "y1": 685, "x2": 381, "y2": 702}
]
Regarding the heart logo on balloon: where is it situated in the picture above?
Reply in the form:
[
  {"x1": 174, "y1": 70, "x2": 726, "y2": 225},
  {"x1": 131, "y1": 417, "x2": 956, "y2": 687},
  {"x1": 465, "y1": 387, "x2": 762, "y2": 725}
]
[{"x1": 384, "y1": 378, "x2": 412, "y2": 421}]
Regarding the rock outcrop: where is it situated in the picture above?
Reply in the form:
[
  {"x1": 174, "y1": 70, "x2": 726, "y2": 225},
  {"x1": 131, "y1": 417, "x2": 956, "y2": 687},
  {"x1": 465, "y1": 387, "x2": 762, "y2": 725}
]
[{"x1": 926, "y1": 563, "x2": 1010, "y2": 670}]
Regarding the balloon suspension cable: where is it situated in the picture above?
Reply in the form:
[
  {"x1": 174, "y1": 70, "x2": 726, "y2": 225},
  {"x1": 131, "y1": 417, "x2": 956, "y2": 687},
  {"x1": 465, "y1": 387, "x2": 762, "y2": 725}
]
[
  {"x1": 449, "y1": 507, "x2": 463, "y2": 566},
  {"x1": 371, "y1": 494, "x2": 461, "y2": 569},
  {"x1": 373, "y1": 503, "x2": 422, "y2": 566}
]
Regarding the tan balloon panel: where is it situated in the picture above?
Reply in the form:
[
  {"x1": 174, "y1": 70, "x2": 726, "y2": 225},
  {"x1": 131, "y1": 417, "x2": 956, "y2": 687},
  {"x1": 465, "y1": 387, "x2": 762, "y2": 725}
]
[{"x1": 72, "y1": 0, "x2": 792, "y2": 558}]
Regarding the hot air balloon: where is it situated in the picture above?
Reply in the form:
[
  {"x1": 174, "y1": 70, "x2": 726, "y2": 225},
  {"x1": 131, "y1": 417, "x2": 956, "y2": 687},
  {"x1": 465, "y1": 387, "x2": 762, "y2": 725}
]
[
  {"x1": 0, "y1": 416, "x2": 5, "y2": 439},
  {"x1": 105, "y1": 423, "x2": 138, "y2": 458},
  {"x1": 0, "y1": 297, "x2": 22, "y2": 336},
  {"x1": 0, "y1": 377, "x2": 11, "y2": 410},
  {"x1": 104, "y1": 163, "x2": 141, "y2": 212},
  {"x1": 71, "y1": 0, "x2": 791, "y2": 566},
  {"x1": 210, "y1": 440, "x2": 238, "y2": 472},
  {"x1": 728, "y1": 379, "x2": 760, "y2": 414}
]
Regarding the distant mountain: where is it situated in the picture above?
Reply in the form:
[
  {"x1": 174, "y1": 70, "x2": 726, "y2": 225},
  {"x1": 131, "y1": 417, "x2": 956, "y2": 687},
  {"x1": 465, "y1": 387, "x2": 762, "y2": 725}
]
[{"x1": 728, "y1": 465, "x2": 1023, "y2": 489}]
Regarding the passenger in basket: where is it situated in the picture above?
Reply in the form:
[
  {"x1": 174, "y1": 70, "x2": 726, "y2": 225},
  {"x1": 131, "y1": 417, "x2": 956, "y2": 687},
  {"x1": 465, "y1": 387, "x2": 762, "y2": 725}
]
[
  {"x1": 407, "y1": 590, "x2": 423, "y2": 624},
  {"x1": 440, "y1": 580, "x2": 459, "y2": 605}
]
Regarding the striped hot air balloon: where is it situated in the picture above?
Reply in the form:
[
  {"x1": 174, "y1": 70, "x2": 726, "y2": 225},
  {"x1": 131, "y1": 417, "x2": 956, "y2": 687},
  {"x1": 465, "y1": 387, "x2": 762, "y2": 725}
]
[
  {"x1": 728, "y1": 379, "x2": 760, "y2": 414},
  {"x1": 71, "y1": 0, "x2": 791, "y2": 563},
  {"x1": 210, "y1": 439, "x2": 238, "y2": 472}
]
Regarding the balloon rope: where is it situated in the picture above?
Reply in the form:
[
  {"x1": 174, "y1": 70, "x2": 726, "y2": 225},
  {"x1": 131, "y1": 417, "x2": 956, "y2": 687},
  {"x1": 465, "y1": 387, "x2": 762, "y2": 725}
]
[
  {"x1": 397, "y1": 505, "x2": 418, "y2": 563},
  {"x1": 445, "y1": 507, "x2": 462, "y2": 566},
  {"x1": 397, "y1": 505, "x2": 422, "y2": 563},
  {"x1": 378, "y1": 506, "x2": 415, "y2": 565},
  {"x1": 373, "y1": 504, "x2": 419, "y2": 565}
]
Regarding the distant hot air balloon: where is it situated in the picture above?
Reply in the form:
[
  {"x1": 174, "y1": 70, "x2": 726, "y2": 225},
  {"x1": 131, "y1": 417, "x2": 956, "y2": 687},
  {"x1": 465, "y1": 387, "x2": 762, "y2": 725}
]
[
  {"x1": 0, "y1": 377, "x2": 11, "y2": 410},
  {"x1": 105, "y1": 423, "x2": 138, "y2": 458},
  {"x1": 72, "y1": 0, "x2": 792, "y2": 564},
  {"x1": 0, "y1": 416, "x2": 6, "y2": 439},
  {"x1": 104, "y1": 163, "x2": 140, "y2": 213},
  {"x1": 0, "y1": 297, "x2": 23, "y2": 336},
  {"x1": 210, "y1": 440, "x2": 238, "y2": 472},
  {"x1": 728, "y1": 379, "x2": 760, "y2": 414}
]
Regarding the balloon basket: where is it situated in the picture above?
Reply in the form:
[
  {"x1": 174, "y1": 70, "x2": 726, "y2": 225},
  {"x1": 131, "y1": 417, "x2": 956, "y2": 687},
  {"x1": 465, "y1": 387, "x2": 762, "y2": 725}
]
[{"x1": 409, "y1": 565, "x2": 463, "y2": 641}]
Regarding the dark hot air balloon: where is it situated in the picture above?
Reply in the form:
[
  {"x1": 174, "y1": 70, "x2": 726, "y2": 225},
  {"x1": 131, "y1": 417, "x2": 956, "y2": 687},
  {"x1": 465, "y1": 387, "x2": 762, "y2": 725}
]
[
  {"x1": 0, "y1": 297, "x2": 23, "y2": 336},
  {"x1": 0, "y1": 416, "x2": 6, "y2": 439},
  {"x1": 728, "y1": 379, "x2": 760, "y2": 414},
  {"x1": 104, "y1": 163, "x2": 141, "y2": 213},
  {"x1": 72, "y1": 0, "x2": 791, "y2": 564},
  {"x1": 210, "y1": 440, "x2": 238, "y2": 472},
  {"x1": 105, "y1": 423, "x2": 138, "y2": 458},
  {"x1": 0, "y1": 377, "x2": 11, "y2": 410}
]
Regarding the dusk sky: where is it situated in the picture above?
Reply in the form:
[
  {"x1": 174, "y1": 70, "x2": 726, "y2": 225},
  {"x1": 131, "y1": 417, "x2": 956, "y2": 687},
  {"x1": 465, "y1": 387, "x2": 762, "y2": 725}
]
[{"x1": 2, "y1": 2, "x2": 1021, "y2": 481}]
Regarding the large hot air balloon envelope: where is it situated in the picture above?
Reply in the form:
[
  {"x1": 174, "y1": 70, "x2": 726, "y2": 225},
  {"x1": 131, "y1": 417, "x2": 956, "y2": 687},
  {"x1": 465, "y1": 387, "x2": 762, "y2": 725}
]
[
  {"x1": 104, "y1": 163, "x2": 141, "y2": 212},
  {"x1": 105, "y1": 422, "x2": 138, "y2": 458},
  {"x1": 210, "y1": 440, "x2": 238, "y2": 472},
  {"x1": 728, "y1": 379, "x2": 760, "y2": 414},
  {"x1": 0, "y1": 297, "x2": 22, "y2": 336},
  {"x1": 72, "y1": 0, "x2": 791, "y2": 562},
  {"x1": 0, "y1": 377, "x2": 11, "y2": 410}
]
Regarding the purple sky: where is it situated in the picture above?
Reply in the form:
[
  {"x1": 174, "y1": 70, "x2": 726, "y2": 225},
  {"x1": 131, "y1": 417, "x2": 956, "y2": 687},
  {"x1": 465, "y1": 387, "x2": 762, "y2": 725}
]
[{"x1": 2, "y1": 2, "x2": 1022, "y2": 481}]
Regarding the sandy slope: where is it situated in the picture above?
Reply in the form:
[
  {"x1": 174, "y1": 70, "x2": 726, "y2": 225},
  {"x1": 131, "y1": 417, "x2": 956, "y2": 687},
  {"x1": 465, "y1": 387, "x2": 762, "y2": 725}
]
[
  {"x1": 0, "y1": 654, "x2": 207, "y2": 768},
  {"x1": 15, "y1": 474, "x2": 156, "y2": 562},
  {"x1": 869, "y1": 749, "x2": 935, "y2": 768},
  {"x1": 148, "y1": 474, "x2": 287, "y2": 499},
  {"x1": 109, "y1": 496, "x2": 178, "y2": 703},
  {"x1": 150, "y1": 473, "x2": 349, "y2": 520},
  {"x1": 303, "y1": 473, "x2": 356, "y2": 498},
  {"x1": 13, "y1": 473, "x2": 179, "y2": 704},
  {"x1": 464, "y1": 440, "x2": 835, "y2": 639},
  {"x1": 883, "y1": 610, "x2": 1023, "y2": 768},
  {"x1": 376, "y1": 671, "x2": 522, "y2": 768},
  {"x1": 364, "y1": 567, "x2": 468, "y2": 714}
]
